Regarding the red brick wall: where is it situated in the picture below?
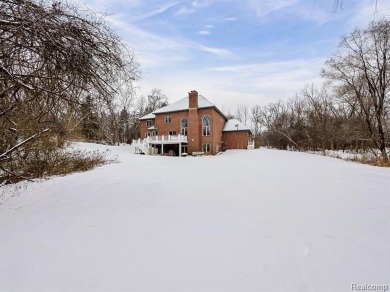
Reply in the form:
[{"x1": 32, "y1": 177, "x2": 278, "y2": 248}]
[
  {"x1": 196, "y1": 108, "x2": 225, "y2": 155},
  {"x1": 187, "y1": 108, "x2": 200, "y2": 153},
  {"x1": 140, "y1": 119, "x2": 155, "y2": 138},
  {"x1": 189, "y1": 90, "x2": 198, "y2": 109},
  {"x1": 222, "y1": 131, "x2": 249, "y2": 150},
  {"x1": 154, "y1": 111, "x2": 188, "y2": 136},
  {"x1": 212, "y1": 109, "x2": 226, "y2": 153}
]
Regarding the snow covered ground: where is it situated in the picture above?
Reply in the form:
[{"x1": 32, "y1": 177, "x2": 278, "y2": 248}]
[
  {"x1": 307, "y1": 149, "x2": 386, "y2": 162},
  {"x1": 1, "y1": 143, "x2": 389, "y2": 291}
]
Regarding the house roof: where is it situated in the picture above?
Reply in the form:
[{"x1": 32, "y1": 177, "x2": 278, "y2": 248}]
[
  {"x1": 153, "y1": 95, "x2": 214, "y2": 114},
  {"x1": 139, "y1": 94, "x2": 227, "y2": 120},
  {"x1": 139, "y1": 112, "x2": 155, "y2": 120},
  {"x1": 223, "y1": 119, "x2": 251, "y2": 132}
]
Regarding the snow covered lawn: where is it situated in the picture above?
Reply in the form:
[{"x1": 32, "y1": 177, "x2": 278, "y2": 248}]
[{"x1": 1, "y1": 144, "x2": 389, "y2": 291}]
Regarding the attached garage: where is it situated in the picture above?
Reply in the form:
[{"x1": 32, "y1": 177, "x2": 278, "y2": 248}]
[{"x1": 222, "y1": 119, "x2": 252, "y2": 150}]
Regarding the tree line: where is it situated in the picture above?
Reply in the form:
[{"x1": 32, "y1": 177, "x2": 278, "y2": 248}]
[{"x1": 237, "y1": 20, "x2": 389, "y2": 163}]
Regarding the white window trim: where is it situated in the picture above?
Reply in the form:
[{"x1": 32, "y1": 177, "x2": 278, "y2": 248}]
[
  {"x1": 181, "y1": 118, "x2": 188, "y2": 136},
  {"x1": 202, "y1": 116, "x2": 211, "y2": 136}
]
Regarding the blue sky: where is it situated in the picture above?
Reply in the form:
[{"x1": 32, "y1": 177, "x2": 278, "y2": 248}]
[{"x1": 73, "y1": 0, "x2": 387, "y2": 112}]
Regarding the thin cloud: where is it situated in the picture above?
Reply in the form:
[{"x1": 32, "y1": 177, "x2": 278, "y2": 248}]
[
  {"x1": 245, "y1": 0, "x2": 336, "y2": 24},
  {"x1": 106, "y1": 12, "x2": 235, "y2": 66},
  {"x1": 174, "y1": 0, "x2": 212, "y2": 17},
  {"x1": 133, "y1": 2, "x2": 180, "y2": 21},
  {"x1": 197, "y1": 45, "x2": 234, "y2": 58},
  {"x1": 209, "y1": 58, "x2": 323, "y2": 75},
  {"x1": 198, "y1": 24, "x2": 214, "y2": 35},
  {"x1": 175, "y1": 6, "x2": 196, "y2": 16},
  {"x1": 208, "y1": 58, "x2": 324, "y2": 93},
  {"x1": 248, "y1": 0, "x2": 298, "y2": 18},
  {"x1": 346, "y1": 0, "x2": 390, "y2": 29},
  {"x1": 198, "y1": 30, "x2": 211, "y2": 35}
]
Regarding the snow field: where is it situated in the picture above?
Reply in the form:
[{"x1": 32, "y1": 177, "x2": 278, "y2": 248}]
[{"x1": 0, "y1": 144, "x2": 389, "y2": 291}]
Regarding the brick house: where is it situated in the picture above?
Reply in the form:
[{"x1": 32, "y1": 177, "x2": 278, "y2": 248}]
[{"x1": 133, "y1": 90, "x2": 252, "y2": 156}]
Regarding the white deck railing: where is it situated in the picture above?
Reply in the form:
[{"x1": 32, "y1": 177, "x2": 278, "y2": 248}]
[
  {"x1": 148, "y1": 135, "x2": 187, "y2": 143},
  {"x1": 132, "y1": 135, "x2": 187, "y2": 155}
]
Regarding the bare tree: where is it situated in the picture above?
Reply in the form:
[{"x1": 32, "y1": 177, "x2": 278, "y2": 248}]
[
  {"x1": 236, "y1": 104, "x2": 249, "y2": 126},
  {"x1": 125, "y1": 88, "x2": 168, "y2": 141},
  {"x1": 0, "y1": 0, "x2": 140, "y2": 180},
  {"x1": 251, "y1": 105, "x2": 262, "y2": 137},
  {"x1": 322, "y1": 20, "x2": 390, "y2": 161},
  {"x1": 145, "y1": 88, "x2": 168, "y2": 114},
  {"x1": 302, "y1": 85, "x2": 337, "y2": 150}
]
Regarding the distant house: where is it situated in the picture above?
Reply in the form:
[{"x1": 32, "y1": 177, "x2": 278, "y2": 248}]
[{"x1": 133, "y1": 90, "x2": 253, "y2": 156}]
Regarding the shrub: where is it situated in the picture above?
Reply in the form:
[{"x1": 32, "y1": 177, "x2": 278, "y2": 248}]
[{"x1": 0, "y1": 146, "x2": 114, "y2": 184}]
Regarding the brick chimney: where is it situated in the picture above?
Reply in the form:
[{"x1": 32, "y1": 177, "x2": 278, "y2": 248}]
[
  {"x1": 187, "y1": 90, "x2": 200, "y2": 153},
  {"x1": 189, "y1": 90, "x2": 198, "y2": 109}
]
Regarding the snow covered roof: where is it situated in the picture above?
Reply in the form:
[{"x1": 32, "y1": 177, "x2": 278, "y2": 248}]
[
  {"x1": 139, "y1": 94, "x2": 227, "y2": 120},
  {"x1": 223, "y1": 119, "x2": 251, "y2": 132},
  {"x1": 139, "y1": 112, "x2": 155, "y2": 120},
  {"x1": 152, "y1": 95, "x2": 215, "y2": 114}
]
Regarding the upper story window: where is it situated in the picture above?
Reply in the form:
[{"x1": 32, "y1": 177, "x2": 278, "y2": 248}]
[
  {"x1": 202, "y1": 116, "x2": 210, "y2": 136},
  {"x1": 164, "y1": 116, "x2": 172, "y2": 123},
  {"x1": 146, "y1": 120, "x2": 152, "y2": 127},
  {"x1": 181, "y1": 118, "x2": 188, "y2": 136}
]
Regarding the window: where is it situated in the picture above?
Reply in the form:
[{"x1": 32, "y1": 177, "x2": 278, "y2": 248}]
[
  {"x1": 202, "y1": 116, "x2": 210, "y2": 136},
  {"x1": 168, "y1": 131, "x2": 177, "y2": 136},
  {"x1": 146, "y1": 120, "x2": 152, "y2": 127},
  {"x1": 164, "y1": 116, "x2": 172, "y2": 123},
  {"x1": 181, "y1": 118, "x2": 188, "y2": 136},
  {"x1": 202, "y1": 143, "x2": 210, "y2": 153}
]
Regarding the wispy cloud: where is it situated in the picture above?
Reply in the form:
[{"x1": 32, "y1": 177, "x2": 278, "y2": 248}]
[
  {"x1": 209, "y1": 58, "x2": 324, "y2": 78},
  {"x1": 206, "y1": 58, "x2": 325, "y2": 105},
  {"x1": 197, "y1": 45, "x2": 233, "y2": 58},
  {"x1": 198, "y1": 30, "x2": 211, "y2": 35},
  {"x1": 105, "y1": 12, "x2": 235, "y2": 68},
  {"x1": 224, "y1": 17, "x2": 237, "y2": 21},
  {"x1": 198, "y1": 24, "x2": 214, "y2": 35},
  {"x1": 245, "y1": 0, "x2": 338, "y2": 24},
  {"x1": 133, "y1": 2, "x2": 180, "y2": 21},
  {"x1": 175, "y1": 6, "x2": 197, "y2": 16},
  {"x1": 247, "y1": 0, "x2": 298, "y2": 18},
  {"x1": 105, "y1": 15, "x2": 190, "y2": 68},
  {"x1": 346, "y1": 0, "x2": 390, "y2": 29},
  {"x1": 174, "y1": 0, "x2": 212, "y2": 17}
]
